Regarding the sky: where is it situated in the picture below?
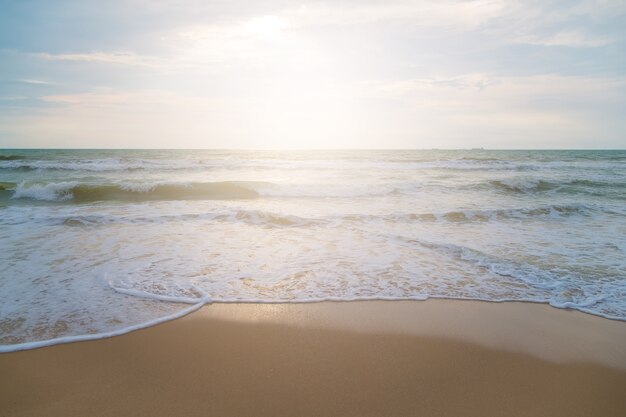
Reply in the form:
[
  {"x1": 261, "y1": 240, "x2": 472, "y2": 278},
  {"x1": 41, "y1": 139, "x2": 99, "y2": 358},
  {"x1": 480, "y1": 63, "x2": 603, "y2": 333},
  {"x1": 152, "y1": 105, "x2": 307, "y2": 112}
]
[{"x1": 0, "y1": 0, "x2": 625, "y2": 149}]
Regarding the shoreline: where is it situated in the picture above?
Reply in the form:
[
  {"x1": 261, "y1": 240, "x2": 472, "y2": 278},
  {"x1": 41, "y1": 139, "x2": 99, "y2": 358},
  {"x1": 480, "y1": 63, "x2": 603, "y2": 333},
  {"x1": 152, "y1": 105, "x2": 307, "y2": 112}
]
[
  {"x1": 2, "y1": 299, "x2": 626, "y2": 416},
  {"x1": 2, "y1": 298, "x2": 626, "y2": 360}
]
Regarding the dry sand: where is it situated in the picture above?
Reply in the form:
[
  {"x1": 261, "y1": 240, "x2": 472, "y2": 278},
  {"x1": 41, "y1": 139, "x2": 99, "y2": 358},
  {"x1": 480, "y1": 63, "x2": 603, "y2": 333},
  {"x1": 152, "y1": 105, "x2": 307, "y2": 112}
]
[{"x1": 2, "y1": 300, "x2": 626, "y2": 417}]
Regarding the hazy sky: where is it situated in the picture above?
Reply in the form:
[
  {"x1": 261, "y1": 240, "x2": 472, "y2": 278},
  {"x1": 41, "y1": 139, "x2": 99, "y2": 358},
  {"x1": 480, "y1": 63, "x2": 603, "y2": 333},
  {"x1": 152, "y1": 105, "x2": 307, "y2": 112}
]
[{"x1": 1, "y1": 0, "x2": 625, "y2": 149}]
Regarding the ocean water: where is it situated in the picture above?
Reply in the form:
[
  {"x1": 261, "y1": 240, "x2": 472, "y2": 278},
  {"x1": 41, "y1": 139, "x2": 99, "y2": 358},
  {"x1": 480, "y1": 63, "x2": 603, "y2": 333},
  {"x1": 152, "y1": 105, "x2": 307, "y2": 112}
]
[{"x1": 1, "y1": 149, "x2": 625, "y2": 351}]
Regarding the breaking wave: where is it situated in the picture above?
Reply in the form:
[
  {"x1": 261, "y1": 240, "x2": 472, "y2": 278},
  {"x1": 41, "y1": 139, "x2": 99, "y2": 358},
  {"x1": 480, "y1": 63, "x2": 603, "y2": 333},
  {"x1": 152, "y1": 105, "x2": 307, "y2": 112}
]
[
  {"x1": 9, "y1": 180, "x2": 418, "y2": 202},
  {"x1": 0, "y1": 181, "x2": 16, "y2": 191},
  {"x1": 488, "y1": 179, "x2": 557, "y2": 193},
  {"x1": 0, "y1": 155, "x2": 24, "y2": 161},
  {"x1": 486, "y1": 178, "x2": 626, "y2": 195},
  {"x1": 11, "y1": 181, "x2": 262, "y2": 202}
]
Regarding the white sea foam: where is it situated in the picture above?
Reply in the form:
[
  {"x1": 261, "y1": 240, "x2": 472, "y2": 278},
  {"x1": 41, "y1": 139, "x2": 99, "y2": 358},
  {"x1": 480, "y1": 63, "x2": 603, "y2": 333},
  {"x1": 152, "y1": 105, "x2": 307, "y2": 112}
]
[
  {"x1": 1, "y1": 150, "x2": 625, "y2": 352},
  {"x1": 0, "y1": 158, "x2": 198, "y2": 172},
  {"x1": 11, "y1": 181, "x2": 77, "y2": 201},
  {"x1": 0, "y1": 300, "x2": 208, "y2": 353}
]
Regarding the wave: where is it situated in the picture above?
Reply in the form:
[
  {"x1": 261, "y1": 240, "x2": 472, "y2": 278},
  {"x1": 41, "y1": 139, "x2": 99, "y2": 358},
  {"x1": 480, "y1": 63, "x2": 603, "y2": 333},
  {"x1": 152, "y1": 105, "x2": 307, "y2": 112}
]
[
  {"x1": 214, "y1": 210, "x2": 317, "y2": 227},
  {"x1": 405, "y1": 238, "x2": 562, "y2": 290},
  {"x1": 0, "y1": 158, "x2": 197, "y2": 172},
  {"x1": 341, "y1": 204, "x2": 604, "y2": 224},
  {"x1": 55, "y1": 210, "x2": 318, "y2": 228},
  {"x1": 0, "y1": 181, "x2": 16, "y2": 191},
  {"x1": 2, "y1": 155, "x2": 624, "y2": 174},
  {"x1": 49, "y1": 205, "x2": 597, "y2": 227},
  {"x1": 424, "y1": 205, "x2": 598, "y2": 221},
  {"x1": 397, "y1": 237, "x2": 621, "y2": 317},
  {"x1": 0, "y1": 284, "x2": 211, "y2": 353},
  {"x1": 0, "y1": 203, "x2": 604, "y2": 229},
  {"x1": 7, "y1": 178, "x2": 625, "y2": 204},
  {"x1": 568, "y1": 179, "x2": 626, "y2": 188},
  {"x1": 11, "y1": 181, "x2": 261, "y2": 202},
  {"x1": 487, "y1": 178, "x2": 626, "y2": 195},
  {"x1": 8, "y1": 180, "x2": 413, "y2": 202},
  {"x1": 488, "y1": 179, "x2": 557, "y2": 193}
]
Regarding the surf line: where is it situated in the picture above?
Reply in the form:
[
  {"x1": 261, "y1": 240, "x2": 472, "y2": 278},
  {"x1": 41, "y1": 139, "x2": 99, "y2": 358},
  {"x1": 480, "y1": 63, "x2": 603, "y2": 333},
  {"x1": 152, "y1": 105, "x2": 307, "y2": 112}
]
[{"x1": 0, "y1": 277, "x2": 212, "y2": 353}]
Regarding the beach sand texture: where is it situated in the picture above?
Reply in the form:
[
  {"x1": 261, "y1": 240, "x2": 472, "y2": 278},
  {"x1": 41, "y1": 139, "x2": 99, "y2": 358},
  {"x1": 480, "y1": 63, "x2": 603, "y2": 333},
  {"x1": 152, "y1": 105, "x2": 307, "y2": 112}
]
[{"x1": 2, "y1": 300, "x2": 626, "y2": 417}]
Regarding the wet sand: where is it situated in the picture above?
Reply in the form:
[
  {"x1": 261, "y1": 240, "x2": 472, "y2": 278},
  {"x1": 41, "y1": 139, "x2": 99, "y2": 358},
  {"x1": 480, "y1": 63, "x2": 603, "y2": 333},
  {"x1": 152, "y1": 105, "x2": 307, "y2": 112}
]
[{"x1": 1, "y1": 300, "x2": 626, "y2": 417}]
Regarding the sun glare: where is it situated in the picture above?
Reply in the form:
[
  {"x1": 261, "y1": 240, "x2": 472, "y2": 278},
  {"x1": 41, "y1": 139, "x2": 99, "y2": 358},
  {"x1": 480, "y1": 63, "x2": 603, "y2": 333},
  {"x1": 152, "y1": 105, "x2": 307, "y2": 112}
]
[{"x1": 243, "y1": 15, "x2": 288, "y2": 40}]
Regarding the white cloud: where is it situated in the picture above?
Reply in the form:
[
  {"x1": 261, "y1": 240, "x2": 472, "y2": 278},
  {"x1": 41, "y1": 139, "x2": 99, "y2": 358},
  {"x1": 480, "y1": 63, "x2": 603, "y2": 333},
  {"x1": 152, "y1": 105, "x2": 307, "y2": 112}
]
[
  {"x1": 34, "y1": 51, "x2": 162, "y2": 68},
  {"x1": 4, "y1": 1, "x2": 625, "y2": 148},
  {"x1": 19, "y1": 79, "x2": 57, "y2": 85},
  {"x1": 41, "y1": 89, "x2": 215, "y2": 107},
  {"x1": 282, "y1": 0, "x2": 508, "y2": 29},
  {"x1": 362, "y1": 73, "x2": 626, "y2": 108},
  {"x1": 516, "y1": 30, "x2": 613, "y2": 47},
  {"x1": 30, "y1": 1, "x2": 511, "y2": 71}
]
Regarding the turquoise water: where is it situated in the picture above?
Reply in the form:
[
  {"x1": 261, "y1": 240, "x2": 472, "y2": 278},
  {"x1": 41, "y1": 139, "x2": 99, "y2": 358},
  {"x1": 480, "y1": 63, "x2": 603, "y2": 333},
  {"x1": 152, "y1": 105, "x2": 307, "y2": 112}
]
[{"x1": 1, "y1": 149, "x2": 625, "y2": 350}]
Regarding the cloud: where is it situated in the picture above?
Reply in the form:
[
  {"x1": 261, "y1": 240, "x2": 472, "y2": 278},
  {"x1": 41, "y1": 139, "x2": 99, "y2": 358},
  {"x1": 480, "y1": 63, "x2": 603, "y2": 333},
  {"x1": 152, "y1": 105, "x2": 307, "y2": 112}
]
[
  {"x1": 34, "y1": 51, "x2": 162, "y2": 68},
  {"x1": 28, "y1": 1, "x2": 511, "y2": 71},
  {"x1": 31, "y1": 14, "x2": 309, "y2": 73},
  {"x1": 40, "y1": 89, "x2": 214, "y2": 107},
  {"x1": 18, "y1": 79, "x2": 57, "y2": 85},
  {"x1": 21, "y1": 1, "x2": 623, "y2": 78},
  {"x1": 281, "y1": 0, "x2": 508, "y2": 29},
  {"x1": 362, "y1": 73, "x2": 626, "y2": 106},
  {"x1": 516, "y1": 30, "x2": 613, "y2": 48},
  {"x1": 2, "y1": 0, "x2": 625, "y2": 148}
]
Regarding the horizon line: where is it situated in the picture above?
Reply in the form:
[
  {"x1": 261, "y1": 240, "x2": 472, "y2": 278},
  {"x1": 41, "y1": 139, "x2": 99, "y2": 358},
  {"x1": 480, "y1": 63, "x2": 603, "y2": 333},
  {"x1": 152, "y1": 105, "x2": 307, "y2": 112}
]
[{"x1": 2, "y1": 147, "x2": 626, "y2": 151}]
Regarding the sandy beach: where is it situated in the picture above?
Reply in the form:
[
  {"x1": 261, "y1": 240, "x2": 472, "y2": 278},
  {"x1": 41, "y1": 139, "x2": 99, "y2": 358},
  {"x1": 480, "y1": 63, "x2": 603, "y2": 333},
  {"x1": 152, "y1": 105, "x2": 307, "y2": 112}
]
[
  {"x1": 2, "y1": 300, "x2": 626, "y2": 417},
  {"x1": 3, "y1": 0, "x2": 626, "y2": 414}
]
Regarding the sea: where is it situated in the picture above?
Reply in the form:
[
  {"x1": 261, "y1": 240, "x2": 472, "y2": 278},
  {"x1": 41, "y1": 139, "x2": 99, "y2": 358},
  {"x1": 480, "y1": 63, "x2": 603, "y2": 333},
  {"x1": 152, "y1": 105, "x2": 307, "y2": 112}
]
[{"x1": 1, "y1": 149, "x2": 625, "y2": 351}]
